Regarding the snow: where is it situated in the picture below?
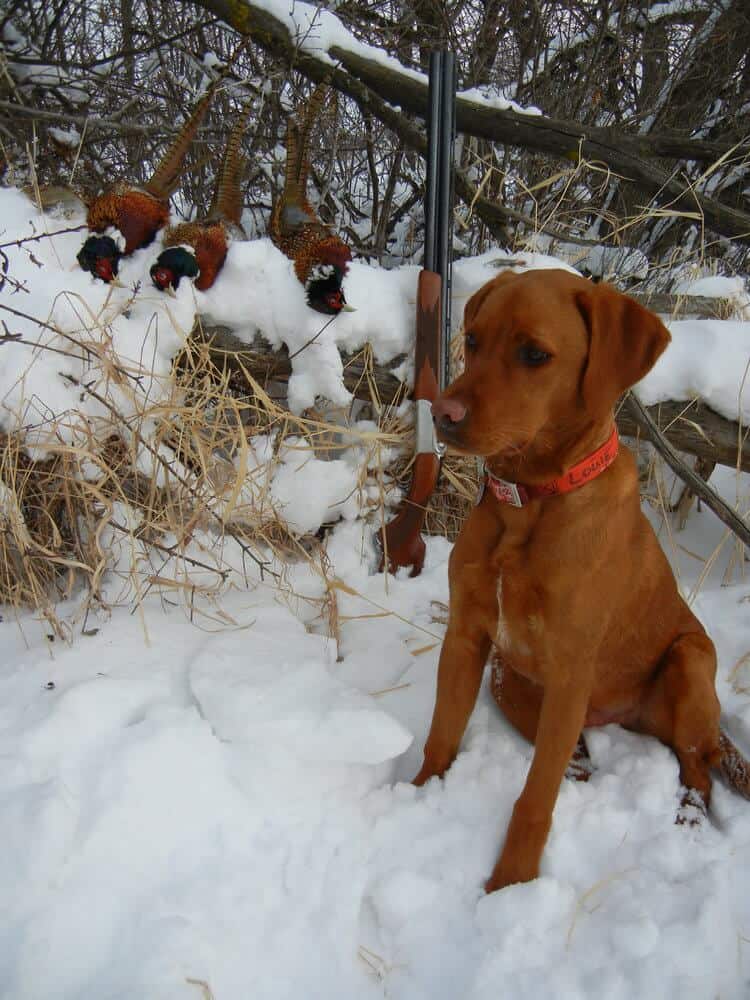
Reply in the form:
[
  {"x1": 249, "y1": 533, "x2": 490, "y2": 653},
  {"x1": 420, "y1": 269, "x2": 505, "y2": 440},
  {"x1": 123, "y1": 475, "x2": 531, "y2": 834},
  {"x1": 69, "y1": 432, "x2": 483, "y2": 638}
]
[
  {"x1": 675, "y1": 274, "x2": 750, "y2": 318},
  {"x1": 3, "y1": 507, "x2": 750, "y2": 999},
  {"x1": 47, "y1": 127, "x2": 81, "y2": 148},
  {"x1": 2, "y1": 183, "x2": 750, "y2": 998},
  {"x1": 637, "y1": 320, "x2": 750, "y2": 423},
  {"x1": 269, "y1": 437, "x2": 361, "y2": 533}
]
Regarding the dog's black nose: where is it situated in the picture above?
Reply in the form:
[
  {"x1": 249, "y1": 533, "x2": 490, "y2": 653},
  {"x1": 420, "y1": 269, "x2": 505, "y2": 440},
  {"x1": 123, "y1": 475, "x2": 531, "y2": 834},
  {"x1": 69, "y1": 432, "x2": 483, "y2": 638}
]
[
  {"x1": 432, "y1": 396, "x2": 466, "y2": 423},
  {"x1": 432, "y1": 396, "x2": 467, "y2": 433}
]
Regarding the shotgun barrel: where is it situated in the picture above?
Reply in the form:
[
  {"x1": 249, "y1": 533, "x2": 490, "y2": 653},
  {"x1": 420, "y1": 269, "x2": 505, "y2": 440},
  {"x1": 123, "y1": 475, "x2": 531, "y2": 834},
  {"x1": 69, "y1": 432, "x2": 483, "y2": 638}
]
[
  {"x1": 379, "y1": 49, "x2": 456, "y2": 576},
  {"x1": 436, "y1": 52, "x2": 455, "y2": 389}
]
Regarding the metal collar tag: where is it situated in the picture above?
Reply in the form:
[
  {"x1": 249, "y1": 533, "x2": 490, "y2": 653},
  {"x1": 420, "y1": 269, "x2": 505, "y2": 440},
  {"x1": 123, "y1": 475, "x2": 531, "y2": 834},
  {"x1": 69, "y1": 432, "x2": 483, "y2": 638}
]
[{"x1": 488, "y1": 478, "x2": 525, "y2": 506}]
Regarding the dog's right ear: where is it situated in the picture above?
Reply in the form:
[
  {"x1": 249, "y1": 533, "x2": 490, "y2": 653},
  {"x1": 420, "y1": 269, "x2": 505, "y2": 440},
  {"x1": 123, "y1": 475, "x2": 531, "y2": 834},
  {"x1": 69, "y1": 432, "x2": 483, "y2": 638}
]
[
  {"x1": 464, "y1": 271, "x2": 520, "y2": 328},
  {"x1": 577, "y1": 283, "x2": 671, "y2": 413}
]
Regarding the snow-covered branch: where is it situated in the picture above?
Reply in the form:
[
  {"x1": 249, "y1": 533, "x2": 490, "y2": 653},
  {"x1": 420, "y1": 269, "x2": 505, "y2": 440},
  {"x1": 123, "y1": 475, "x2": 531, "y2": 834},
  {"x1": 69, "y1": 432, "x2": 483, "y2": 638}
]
[{"x1": 185, "y1": 0, "x2": 750, "y2": 246}]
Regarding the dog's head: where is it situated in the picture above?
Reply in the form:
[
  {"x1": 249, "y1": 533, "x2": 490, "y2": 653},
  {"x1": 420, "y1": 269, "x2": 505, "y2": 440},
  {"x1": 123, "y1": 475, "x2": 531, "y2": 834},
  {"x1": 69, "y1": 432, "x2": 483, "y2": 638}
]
[{"x1": 432, "y1": 269, "x2": 670, "y2": 473}]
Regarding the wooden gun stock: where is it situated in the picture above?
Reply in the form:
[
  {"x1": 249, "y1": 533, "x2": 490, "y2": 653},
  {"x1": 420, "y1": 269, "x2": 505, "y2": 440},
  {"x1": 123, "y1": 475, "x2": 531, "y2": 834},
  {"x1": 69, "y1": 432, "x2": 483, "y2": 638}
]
[
  {"x1": 378, "y1": 49, "x2": 454, "y2": 577},
  {"x1": 380, "y1": 270, "x2": 442, "y2": 576},
  {"x1": 379, "y1": 452, "x2": 440, "y2": 576}
]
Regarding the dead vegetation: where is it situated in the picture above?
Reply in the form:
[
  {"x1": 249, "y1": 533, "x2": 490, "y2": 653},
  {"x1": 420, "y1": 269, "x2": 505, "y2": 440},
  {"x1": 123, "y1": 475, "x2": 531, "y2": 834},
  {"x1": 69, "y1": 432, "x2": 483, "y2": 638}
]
[{"x1": 0, "y1": 301, "x2": 407, "y2": 633}]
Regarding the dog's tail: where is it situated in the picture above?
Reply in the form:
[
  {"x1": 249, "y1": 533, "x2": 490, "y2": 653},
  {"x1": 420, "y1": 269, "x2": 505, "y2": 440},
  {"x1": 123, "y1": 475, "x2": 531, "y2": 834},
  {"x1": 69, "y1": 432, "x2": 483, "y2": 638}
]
[{"x1": 718, "y1": 730, "x2": 750, "y2": 799}]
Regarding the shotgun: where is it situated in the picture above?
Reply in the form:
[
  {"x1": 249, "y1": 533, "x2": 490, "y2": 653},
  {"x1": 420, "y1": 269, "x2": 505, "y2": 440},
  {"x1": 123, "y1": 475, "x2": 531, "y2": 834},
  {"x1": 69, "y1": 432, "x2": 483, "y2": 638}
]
[{"x1": 380, "y1": 50, "x2": 455, "y2": 576}]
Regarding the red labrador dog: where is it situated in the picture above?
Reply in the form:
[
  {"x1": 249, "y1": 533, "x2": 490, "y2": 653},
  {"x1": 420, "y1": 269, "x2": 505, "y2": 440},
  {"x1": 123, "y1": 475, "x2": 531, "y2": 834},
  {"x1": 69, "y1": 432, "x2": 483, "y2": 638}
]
[{"x1": 413, "y1": 268, "x2": 749, "y2": 892}]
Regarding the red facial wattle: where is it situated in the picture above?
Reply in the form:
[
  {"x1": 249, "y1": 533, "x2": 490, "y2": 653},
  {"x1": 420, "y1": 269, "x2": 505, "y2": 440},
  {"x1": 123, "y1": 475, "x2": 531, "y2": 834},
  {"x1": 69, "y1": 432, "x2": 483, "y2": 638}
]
[
  {"x1": 94, "y1": 258, "x2": 115, "y2": 282},
  {"x1": 152, "y1": 267, "x2": 174, "y2": 290}
]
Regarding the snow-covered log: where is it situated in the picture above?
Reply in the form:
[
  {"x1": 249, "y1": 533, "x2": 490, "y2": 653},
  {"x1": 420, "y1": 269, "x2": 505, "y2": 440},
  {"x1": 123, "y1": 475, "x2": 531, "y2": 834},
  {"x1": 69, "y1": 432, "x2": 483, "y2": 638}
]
[{"x1": 199, "y1": 324, "x2": 750, "y2": 474}]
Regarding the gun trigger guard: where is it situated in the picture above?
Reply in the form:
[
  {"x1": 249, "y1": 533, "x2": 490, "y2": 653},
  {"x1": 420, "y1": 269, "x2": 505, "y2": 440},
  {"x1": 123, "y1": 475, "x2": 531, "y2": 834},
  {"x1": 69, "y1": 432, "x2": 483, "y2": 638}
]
[
  {"x1": 415, "y1": 398, "x2": 445, "y2": 457},
  {"x1": 474, "y1": 458, "x2": 486, "y2": 505}
]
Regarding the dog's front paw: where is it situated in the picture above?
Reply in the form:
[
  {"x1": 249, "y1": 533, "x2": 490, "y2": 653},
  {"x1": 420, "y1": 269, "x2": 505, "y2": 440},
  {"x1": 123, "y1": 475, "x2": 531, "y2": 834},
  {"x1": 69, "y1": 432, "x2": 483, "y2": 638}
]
[
  {"x1": 485, "y1": 840, "x2": 541, "y2": 892},
  {"x1": 676, "y1": 787, "x2": 708, "y2": 826},
  {"x1": 412, "y1": 763, "x2": 445, "y2": 786},
  {"x1": 412, "y1": 749, "x2": 455, "y2": 786},
  {"x1": 565, "y1": 737, "x2": 594, "y2": 782},
  {"x1": 484, "y1": 857, "x2": 538, "y2": 893}
]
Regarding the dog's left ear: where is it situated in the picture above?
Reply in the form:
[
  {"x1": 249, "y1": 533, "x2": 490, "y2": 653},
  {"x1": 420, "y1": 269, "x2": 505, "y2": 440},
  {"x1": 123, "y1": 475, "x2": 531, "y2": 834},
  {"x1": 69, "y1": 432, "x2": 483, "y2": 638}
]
[{"x1": 577, "y1": 283, "x2": 671, "y2": 412}]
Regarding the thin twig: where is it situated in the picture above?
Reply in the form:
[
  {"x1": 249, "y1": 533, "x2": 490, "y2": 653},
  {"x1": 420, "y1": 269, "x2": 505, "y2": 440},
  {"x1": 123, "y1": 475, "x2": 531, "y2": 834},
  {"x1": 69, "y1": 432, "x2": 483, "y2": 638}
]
[
  {"x1": 287, "y1": 314, "x2": 339, "y2": 360},
  {"x1": 107, "y1": 519, "x2": 230, "y2": 581},
  {"x1": 0, "y1": 225, "x2": 88, "y2": 251},
  {"x1": 624, "y1": 392, "x2": 750, "y2": 548}
]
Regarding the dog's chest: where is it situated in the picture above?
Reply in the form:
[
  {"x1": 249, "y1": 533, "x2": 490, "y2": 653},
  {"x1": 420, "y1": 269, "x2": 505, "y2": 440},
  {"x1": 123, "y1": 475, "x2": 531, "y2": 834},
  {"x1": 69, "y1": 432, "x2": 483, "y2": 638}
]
[{"x1": 492, "y1": 560, "x2": 545, "y2": 669}]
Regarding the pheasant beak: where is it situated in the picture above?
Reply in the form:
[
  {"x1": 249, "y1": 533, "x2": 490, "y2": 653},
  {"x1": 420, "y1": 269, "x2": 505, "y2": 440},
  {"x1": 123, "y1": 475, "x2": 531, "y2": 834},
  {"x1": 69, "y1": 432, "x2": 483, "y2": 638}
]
[
  {"x1": 341, "y1": 303, "x2": 356, "y2": 312},
  {"x1": 163, "y1": 285, "x2": 178, "y2": 299},
  {"x1": 109, "y1": 276, "x2": 127, "y2": 289}
]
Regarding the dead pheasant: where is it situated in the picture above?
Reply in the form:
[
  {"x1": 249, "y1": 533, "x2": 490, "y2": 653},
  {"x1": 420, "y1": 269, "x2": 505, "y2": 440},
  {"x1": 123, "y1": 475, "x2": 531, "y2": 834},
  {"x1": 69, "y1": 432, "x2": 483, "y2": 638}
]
[
  {"x1": 269, "y1": 86, "x2": 353, "y2": 315},
  {"x1": 76, "y1": 82, "x2": 218, "y2": 284},
  {"x1": 150, "y1": 102, "x2": 252, "y2": 293}
]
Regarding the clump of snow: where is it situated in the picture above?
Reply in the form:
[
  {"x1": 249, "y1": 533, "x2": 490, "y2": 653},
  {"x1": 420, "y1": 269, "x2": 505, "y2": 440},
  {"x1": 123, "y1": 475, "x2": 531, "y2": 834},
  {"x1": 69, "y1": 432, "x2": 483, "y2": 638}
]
[
  {"x1": 674, "y1": 274, "x2": 750, "y2": 319},
  {"x1": 269, "y1": 437, "x2": 361, "y2": 533},
  {"x1": 458, "y1": 85, "x2": 542, "y2": 117},
  {"x1": 637, "y1": 319, "x2": 750, "y2": 423},
  {"x1": 47, "y1": 126, "x2": 81, "y2": 148}
]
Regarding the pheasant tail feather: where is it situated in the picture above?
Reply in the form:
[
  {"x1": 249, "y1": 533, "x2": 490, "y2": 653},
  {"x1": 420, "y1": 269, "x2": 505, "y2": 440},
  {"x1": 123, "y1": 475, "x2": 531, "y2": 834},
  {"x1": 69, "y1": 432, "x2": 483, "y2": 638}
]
[
  {"x1": 283, "y1": 83, "x2": 330, "y2": 205},
  {"x1": 145, "y1": 76, "x2": 221, "y2": 200},
  {"x1": 210, "y1": 100, "x2": 253, "y2": 225}
]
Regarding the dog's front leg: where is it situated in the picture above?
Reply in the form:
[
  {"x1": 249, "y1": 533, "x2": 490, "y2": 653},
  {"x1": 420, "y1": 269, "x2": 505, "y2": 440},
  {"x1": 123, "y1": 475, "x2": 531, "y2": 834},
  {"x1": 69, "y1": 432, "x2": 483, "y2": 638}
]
[
  {"x1": 485, "y1": 681, "x2": 589, "y2": 891},
  {"x1": 413, "y1": 621, "x2": 491, "y2": 785}
]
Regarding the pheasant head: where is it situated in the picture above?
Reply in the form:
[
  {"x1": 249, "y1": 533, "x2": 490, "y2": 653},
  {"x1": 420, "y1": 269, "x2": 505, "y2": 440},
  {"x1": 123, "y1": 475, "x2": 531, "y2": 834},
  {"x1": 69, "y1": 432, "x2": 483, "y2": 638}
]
[
  {"x1": 150, "y1": 246, "x2": 200, "y2": 291},
  {"x1": 76, "y1": 235, "x2": 123, "y2": 283},
  {"x1": 304, "y1": 237, "x2": 352, "y2": 315}
]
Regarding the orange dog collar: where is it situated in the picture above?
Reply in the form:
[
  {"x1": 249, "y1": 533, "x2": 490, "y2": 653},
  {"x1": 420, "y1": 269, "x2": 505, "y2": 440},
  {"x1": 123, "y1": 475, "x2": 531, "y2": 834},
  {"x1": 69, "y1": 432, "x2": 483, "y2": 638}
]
[{"x1": 483, "y1": 426, "x2": 619, "y2": 507}]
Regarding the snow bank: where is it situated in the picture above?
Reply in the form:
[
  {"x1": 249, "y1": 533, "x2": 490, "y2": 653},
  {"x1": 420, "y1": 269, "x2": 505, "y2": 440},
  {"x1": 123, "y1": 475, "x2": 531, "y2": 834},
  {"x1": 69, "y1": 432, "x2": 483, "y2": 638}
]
[{"x1": 2, "y1": 509, "x2": 750, "y2": 999}]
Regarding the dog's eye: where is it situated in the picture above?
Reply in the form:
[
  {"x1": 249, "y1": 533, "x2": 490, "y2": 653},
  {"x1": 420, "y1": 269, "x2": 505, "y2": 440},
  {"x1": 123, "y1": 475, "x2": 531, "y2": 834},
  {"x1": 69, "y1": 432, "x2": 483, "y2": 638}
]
[
  {"x1": 464, "y1": 332, "x2": 478, "y2": 352},
  {"x1": 518, "y1": 343, "x2": 551, "y2": 367}
]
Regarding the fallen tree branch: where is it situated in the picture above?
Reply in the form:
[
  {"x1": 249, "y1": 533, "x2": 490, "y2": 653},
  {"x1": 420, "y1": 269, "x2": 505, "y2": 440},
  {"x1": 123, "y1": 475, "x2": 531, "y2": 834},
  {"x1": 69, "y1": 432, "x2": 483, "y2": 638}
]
[
  {"x1": 627, "y1": 293, "x2": 742, "y2": 319},
  {"x1": 488, "y1": 266, "x2": 741, "y2": 318},
  {"x1": 622, "y1": 392, "x2": 750, "y2": 548},
  {"x1": 198, "y1": 324, "x2": 749, "y2": 474},
  {"x1": 617, "y1": 397, "x2": 750, "y2": 474},
  {"x1": 194, "y1": 324, "x2": 408, "y2": 407}
]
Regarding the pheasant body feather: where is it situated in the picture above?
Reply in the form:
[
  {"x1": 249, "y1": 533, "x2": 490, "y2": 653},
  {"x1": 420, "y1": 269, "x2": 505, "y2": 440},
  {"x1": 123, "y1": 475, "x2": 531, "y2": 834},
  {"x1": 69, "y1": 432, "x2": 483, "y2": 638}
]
[
  {"x1": 86, "y1": 183, "x2": 169, "y2": 254},
  {"x1": 161, "y1": 221, "x2": 231, "y2": 291},
  {"x1": 151, "y1": 101, "x2": 251, "y2": 293},
  {"x1": 269, "y1": 86, "x2": 352, "y2": 314}
]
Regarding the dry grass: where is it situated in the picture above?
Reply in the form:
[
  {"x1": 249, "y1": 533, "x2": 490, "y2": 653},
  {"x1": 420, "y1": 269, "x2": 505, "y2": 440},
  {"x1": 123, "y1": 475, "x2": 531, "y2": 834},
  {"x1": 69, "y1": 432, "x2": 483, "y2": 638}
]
[{"x1": 0, "y1": 309, "x2": 405, "y2": 632}]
